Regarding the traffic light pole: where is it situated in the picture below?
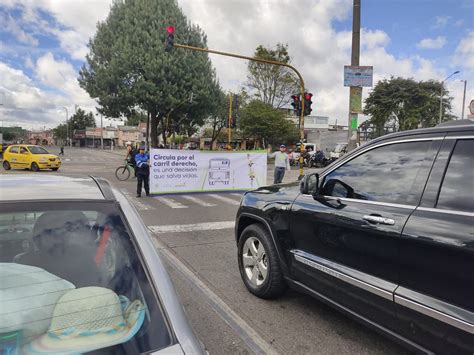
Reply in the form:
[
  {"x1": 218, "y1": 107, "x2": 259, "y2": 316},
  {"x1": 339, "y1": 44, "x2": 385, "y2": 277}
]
[{"x1": 173, "y1": 43, "x2": 306, "y2": 178}]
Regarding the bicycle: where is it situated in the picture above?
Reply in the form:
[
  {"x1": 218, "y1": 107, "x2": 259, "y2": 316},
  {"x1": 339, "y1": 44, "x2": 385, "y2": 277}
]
[{"x1": 115, "y1": 160, "x2": 135, "y2": 181}]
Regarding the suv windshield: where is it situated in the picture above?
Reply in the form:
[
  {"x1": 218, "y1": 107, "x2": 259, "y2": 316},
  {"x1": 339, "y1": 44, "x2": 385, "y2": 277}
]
[
  {"x1": 28, "y1": 146, "x2": 49, "y2": 154},
  {"x1": 0, "y1": 202, "x2": 173, "y2": 354}
]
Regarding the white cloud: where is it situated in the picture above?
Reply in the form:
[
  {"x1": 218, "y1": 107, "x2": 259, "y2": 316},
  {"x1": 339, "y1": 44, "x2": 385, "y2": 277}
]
[
  {"x1": 417, "y1": 36, "x2": 447, "y2": 49},
  {"x1": 454, "y1": 31, "x2": 474, "y2": 71},
  {"x1": 432, "y1": 15, "x2": 450, "y2": 29},
  {"x1": 2, "y1": 13, "x2": 39, "y2": 46}
]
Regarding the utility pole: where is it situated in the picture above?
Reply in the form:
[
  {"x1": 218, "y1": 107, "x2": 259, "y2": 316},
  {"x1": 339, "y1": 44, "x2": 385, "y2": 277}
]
[
  {"x1": 228, "y1": 94, "x2": 233, "y2": 150},
  {"x1": 461, "y1": 80, "x2": 467, "y2": 120},
  {"x1": 347, "y1": 0, "x2": 361, "y2": 151},
  {"x1": 61, "y1": 107, "x2": 69, "y2": 148},
  {"x1": 100, "y1": 113, "x2": 104, "y2": 149}
]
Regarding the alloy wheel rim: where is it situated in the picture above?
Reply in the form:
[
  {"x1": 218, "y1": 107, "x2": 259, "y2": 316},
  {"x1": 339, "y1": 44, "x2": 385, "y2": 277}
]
[{"x1": 242, "y1": 236, "x2": 268, "y2": 286}]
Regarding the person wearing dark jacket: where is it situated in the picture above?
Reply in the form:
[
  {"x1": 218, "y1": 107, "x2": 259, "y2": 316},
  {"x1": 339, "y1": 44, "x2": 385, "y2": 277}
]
[{"x1": 135, "y1": 146, "x2": 150, "y2": 197}]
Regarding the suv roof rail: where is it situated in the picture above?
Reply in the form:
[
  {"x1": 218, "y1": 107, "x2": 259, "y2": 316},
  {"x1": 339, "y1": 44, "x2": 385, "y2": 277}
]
[{"x1": 436, "y1": 119, "x2": 474, "y2": 127}]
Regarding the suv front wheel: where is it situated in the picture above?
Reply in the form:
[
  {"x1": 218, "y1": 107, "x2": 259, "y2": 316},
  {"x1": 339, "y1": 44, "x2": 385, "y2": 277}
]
[{"x1": 238, "y1": 224, "x2": 287, "y2": 299}]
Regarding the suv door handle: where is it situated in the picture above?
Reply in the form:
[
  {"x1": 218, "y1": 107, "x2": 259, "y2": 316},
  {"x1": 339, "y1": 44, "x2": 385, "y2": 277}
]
[{"x1": 363, "y1": 215, "x2": 395, "y2": 225}]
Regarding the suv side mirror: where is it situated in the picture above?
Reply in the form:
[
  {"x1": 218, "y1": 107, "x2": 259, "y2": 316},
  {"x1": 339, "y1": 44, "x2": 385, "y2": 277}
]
[{"x1": 300, "y1": 173, "x2": 319, "y2": 196}]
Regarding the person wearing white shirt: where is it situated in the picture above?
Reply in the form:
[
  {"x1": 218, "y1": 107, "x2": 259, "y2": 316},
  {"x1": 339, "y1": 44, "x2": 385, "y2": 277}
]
[{"x1": 268, "y1": 144, "x2": 291, "y2": 184}]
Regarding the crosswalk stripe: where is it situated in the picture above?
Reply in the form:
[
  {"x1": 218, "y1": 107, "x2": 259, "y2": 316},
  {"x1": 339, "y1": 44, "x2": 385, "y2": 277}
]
[
  {"x1": 181, "y1": 195, "x2": 217, "y2": 207},
  {"x1": 120, "y1": 189, "x2": 155, "y2": 211},
  {"x1": 207, "y1": 194, "x2": 241, "y2": 206},
  {"x1": 157, "y1": 197, "x2": 188, "y2": 209},
  {"x1": 149, "y1": 221, "x2": 234, "y2": 234}
]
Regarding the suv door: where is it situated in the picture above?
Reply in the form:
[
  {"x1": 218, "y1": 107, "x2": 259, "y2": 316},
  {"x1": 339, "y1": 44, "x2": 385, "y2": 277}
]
[
  {"x1": 396, "y1": 136, "x2": 474, "y2": 353},
  {"x1": 289, "y1": 138, "x2": 440, "y2": 332}
]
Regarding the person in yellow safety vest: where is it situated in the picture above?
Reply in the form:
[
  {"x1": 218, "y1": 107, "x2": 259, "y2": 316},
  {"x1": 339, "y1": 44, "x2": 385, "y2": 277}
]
[{"x1": 268, "y1": 144, "x2": 291, "y2": 184}]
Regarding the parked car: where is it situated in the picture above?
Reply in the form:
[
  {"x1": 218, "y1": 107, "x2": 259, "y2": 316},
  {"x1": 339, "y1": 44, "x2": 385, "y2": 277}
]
[
  {"x1": 0, "y1": 175, "x2": 204, "y2": 354},
  {"x1": 329, "y1": 142, "x2": 348, "y2": 159},
  {"x1": 235, "y1": 122, "x2": 473, "y2": 354},
  {"x1": 2, "y1": 144, "x2": 61, "y2": 171}
]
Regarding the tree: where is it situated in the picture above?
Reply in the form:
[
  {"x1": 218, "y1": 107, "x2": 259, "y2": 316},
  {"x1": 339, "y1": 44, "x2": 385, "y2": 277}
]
[
  {"x1": 239, "y1": 100, "x2": 299, "y2": 147},
  {"x1": 364, "y1": 77, "x2": 455, "y2": 134},
  {"x1": 52, "y1": 123, "x2": 68, "y2": 141},
  {"x1": 69, "y1": 108, "x2": 96, "y2": 131},
  {"x1": 79, "y1": 0, "x2": 220, "y2": 147},
  {"x1": 204, "y1": 91, "x2": 245, "y2": 150},
  {"x1": 126, "y1": 110, "x2": 147, "y2": 126},
  {"x1": 247, "y1": 43, "x2": 299, "y2": 108}
]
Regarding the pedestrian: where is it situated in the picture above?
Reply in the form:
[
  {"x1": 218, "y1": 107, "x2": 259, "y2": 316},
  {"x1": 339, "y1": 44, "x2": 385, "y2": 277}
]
[
  {"x1": 59, "y1": 144, "x2": 64, "y2": 156},
  {"x1": 268, "y1": 144, "x2": 291, "y2": 184},
  {"x1": 135, "y1": 145, "x2": 150, "y2": 197}
]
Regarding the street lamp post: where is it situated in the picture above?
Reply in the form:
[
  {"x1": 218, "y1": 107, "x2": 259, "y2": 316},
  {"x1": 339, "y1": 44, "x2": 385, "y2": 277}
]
[
  {"x1": 460, "y1": 80, "x2": 467, "y2": 120},
  {"x1": 100, "y1": 113, "x2": 104, "y2": 149},
  {"x1": 61, "y1": 107, "x2": 69, "y2": 148},
  {"x1": 439, "y1": 71, "x2": 460, "y2": 124}
]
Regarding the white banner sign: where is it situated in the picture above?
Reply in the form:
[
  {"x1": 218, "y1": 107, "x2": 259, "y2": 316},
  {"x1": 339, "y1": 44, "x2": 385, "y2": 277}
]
[
  {"x1": 344, "y1": 66, "x2": 373, "y2": 87},
  {"x1": 150, "y1": 150, "x2": 267, "y2": 194}
]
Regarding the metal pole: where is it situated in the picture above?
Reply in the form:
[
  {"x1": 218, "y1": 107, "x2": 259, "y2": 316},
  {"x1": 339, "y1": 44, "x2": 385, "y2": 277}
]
[
  {"x1": 63, "y1": 107, "x2": 69, "y2": 148},
  {"x1": 228, "y1": 94, "x2": 233, "y2": 149},
  {"x1": 439, "y1": 83, "x2": 444, "y2": 124},
  {"x1": 461, "y1": 80, "x2": 467, "y2": 120},
  {"x1": 174, "y1": 43, "x2": 306, "y2": 178},
  {"x1": 100, "y1": 113, "x2": 104, "y2": 149},
  {"x1": 347, "y1": 0, "x2": 361, "y2": 151}
]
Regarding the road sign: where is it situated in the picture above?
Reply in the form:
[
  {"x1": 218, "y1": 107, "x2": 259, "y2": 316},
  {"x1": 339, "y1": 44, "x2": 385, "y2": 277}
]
[
  {"x1": 470, "y1": 99, "x2": 474, "y2": 115},
  {"x1": 344, "y1": 66, "x2": 373, "y2": 87},
  {"x1": 349, "y1": 87, "x2": 363, "y2": 113}
]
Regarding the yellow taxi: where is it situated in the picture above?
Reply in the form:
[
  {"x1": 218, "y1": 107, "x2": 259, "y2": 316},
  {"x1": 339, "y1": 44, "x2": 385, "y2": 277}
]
[{"x1": 2, "y1": 145, "x2": 61, "y2": 171}]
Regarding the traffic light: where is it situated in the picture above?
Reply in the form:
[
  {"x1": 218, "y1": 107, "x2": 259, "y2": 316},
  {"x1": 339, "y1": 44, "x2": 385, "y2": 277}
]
[
  {"x1": 291, "y1": 94, "x2": 301, "y2": 116},
  {"x1": 304, "y1": 92, "x2": 313, "y2": 116},
  {"x1": 165, "y1": 26, "x2": 175, "y2": 52}
]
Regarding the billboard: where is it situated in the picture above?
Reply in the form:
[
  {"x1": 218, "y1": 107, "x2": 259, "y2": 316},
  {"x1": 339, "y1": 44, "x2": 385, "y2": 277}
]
[
  {"x1": 344, "y1": 66, "x2": 373, "y2": 87},
  {"x1": 150, "y1": 150, "x2": 267, "y2": 194}
]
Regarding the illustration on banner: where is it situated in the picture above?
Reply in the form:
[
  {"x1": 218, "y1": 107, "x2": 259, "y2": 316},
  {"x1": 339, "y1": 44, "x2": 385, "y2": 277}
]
[{"x1": 208, "y1": 158, "x2": 231, "y2": 185}]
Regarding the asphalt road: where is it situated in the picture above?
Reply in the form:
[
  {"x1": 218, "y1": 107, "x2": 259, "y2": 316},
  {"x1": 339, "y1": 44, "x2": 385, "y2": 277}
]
[{"x1": 1, "y1": 147, "x2": 407, "y2": 355}]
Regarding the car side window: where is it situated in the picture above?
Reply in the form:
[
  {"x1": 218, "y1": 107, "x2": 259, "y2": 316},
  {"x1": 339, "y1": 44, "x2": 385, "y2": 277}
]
[
  {"x1": 20, "y1": 147, "x2": 28, "y2": 154},
  {"x1": 437, "y1": 139, "x2": 474, "y2": 212},
  {"x1": 9, "y1": 146, "x2": 19, "y2": 154},
  {"x1": 321, "y1": 141, "x2": 431, "y2": 204}
]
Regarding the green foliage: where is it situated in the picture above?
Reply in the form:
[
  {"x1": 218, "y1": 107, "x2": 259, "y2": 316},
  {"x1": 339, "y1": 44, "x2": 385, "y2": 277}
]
[
  {"x1": 69, "y1": 108, "x2": 96, "y2": 131},
  {"x1": 79, "y1": 0, "x2": 221, "y2": 147},
  {"x1": 364, "y1": 77, "x2": 454, "y2": 132},
  {"x1": 52, "y1": 123, "x2": 68, "y2": 140},
  {"x1": 0, "y1": 127, "x2": 27, "y2": 142},
  {"x1": 247, "y1": 43, "x2": 299, "y2": 108},
  {"x1": 126, "y1": 111, "x2": 147, "y2": 126},
  {"x1": 239, "y1": 100, "x2": 299, "y2": 146}
]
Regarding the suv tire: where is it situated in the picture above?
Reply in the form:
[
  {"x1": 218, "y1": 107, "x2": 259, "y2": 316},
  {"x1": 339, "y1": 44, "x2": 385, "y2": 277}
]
[{"x1": 238, "y1": 224, "x2": 287, "y2": 299}]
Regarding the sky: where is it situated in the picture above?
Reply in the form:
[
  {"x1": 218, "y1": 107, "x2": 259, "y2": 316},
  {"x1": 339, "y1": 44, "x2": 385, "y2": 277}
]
[{"x1": 0, "y1": 0, "x2": 473, "y2": 130}]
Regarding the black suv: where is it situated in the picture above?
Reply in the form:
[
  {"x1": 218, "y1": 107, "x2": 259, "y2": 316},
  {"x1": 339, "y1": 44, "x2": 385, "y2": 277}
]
[{"x1": 235, "y1": 123, "x2": 473, "y2": 354}]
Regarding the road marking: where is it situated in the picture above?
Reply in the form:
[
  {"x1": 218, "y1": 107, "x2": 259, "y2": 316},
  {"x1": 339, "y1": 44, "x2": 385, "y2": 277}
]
[
  {"x1": 207, "y1": 194, "x2": 241, "y2": 206},
  {"x1": 148, "y1": 221, "x2": 234, "y2": 234},
  {"x1": 181, "y1": 195, "x2": 217, "y2": 207},
  {"x1": 120, "y1": 189, "x2": 155, "y2": 211},
  {"x1": 157, "y1": 197, "x2": 188, "y2": 209},
  {"x1": 231, "y1": 193, "x2": 243, "y2": 197},
  {"x1": 150, "y1": 235, "x2": 280, "y2": 355}
]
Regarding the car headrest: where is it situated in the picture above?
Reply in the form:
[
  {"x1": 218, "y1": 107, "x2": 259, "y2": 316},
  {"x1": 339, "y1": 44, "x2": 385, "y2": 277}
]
[{"x1": 32, "y1": 211, "x2": 90, "y2": 251}]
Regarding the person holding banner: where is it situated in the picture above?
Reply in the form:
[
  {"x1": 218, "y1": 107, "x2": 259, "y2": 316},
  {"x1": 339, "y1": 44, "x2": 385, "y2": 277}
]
[
  {"x1": 135, "y1": 146, "x2": 150, "y2": 197},
  {"x1": 268, "y1": 144, "x2": 291, "y2": 184}
]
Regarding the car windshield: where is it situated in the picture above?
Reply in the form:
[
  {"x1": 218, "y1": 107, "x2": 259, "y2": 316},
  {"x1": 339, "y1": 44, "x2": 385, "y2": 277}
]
[
  {"x1": 0, "y1": 201, "x2": 173, "y2": 354},
  {"x1": 28, "y1": 146, "x2": 49, "y2": 154}
]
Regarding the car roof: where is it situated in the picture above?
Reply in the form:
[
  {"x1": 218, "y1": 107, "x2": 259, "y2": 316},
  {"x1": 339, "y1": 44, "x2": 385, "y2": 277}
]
[
  {"x1": 0, "y1": 175, "x2": 108, "y2": 202},
  {"x1": 368, "y1": 122, "x2": 474, "y2": 145}
]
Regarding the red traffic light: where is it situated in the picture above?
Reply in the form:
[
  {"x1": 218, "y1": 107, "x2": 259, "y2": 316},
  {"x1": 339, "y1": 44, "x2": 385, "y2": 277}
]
[
  {"x1": 305, "y1": 93, "x2": 313, "y2": 100},
  {"x1": 166, "y1": 26, "x2": 175, "y2": 34},
  {"x1": 291, "y1": 95, "x2": 299, "y2": 101}
]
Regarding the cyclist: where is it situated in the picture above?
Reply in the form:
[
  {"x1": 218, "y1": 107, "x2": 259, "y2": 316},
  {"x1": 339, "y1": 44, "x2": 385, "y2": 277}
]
[{"x1": 125, "y1": 141, "x2": 137, "y2": 177}]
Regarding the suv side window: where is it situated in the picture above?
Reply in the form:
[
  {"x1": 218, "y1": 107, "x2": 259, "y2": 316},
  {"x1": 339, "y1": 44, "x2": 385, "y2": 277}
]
[
  {"x1": 322, "y1": 141, "x2": 431, "y2": 204},
  {"x1": 437, "y1": 139, "x2": 474, "y2": 212}
]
